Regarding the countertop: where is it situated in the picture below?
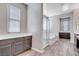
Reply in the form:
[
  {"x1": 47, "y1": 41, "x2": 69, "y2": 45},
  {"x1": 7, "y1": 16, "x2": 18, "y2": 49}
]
[
  {"x1": 0, "y1": 33, "x2": 32, "y2": 40},
  {"x1": 74, "y1": 31, "x2": 79, "y2": 34},
  {"x1": 59, "y1": 31, "x2": 70, "y2": 33}
]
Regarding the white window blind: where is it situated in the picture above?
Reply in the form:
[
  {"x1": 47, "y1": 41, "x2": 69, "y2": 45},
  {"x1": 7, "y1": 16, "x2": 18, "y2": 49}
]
[
  {"x1": 63, "y1": 20, "x2": 69, "y2": 31},
  {"x1": 8, "y1": 5, "x2": 20, "y2": 32}
]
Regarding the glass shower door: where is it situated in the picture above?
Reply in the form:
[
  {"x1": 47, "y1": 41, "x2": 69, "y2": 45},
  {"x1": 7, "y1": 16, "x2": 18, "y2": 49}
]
[
  {"x1": 43, "y1": 16, "x2": 50, "y2": 48},
  {"x1": 46, "y1": 18, "x2": 50, "y2": 44}
]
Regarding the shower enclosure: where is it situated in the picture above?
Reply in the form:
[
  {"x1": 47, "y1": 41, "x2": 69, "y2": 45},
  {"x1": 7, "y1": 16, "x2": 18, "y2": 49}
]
[{"x1": 43, "y1": 15, "x2": 50, "y2": 48}]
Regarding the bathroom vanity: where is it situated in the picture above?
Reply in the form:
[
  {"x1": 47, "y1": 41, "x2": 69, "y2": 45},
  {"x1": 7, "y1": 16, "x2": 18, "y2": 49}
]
[
  {"x1": 0, "y1": 33, "x2": 32, "y2": 56},
  {"x1": 59, "y1": 32, "x2": 70, "y2": 39}
]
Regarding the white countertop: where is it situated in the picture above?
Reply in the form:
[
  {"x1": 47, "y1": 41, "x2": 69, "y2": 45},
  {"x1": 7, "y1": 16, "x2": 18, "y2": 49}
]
[
  {"x1": 59, "y1": 31, "x2": 70, "y2": 33},
  {"x1": 74, "y1": 31, "x2": 79, "y2": 34},
  {"x1": 0, "y1": 33, "x2": 32, "y2": 40}
]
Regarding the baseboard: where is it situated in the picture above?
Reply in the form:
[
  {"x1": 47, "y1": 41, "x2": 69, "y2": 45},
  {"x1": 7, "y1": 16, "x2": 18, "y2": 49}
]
[{"x1": 31, "y1": 48, "x2": 44, "y2": 53}]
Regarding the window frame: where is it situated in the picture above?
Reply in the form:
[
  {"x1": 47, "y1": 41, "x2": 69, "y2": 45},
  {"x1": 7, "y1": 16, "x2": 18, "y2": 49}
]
[
  {"x1": 60, "y1": 17, "x2": 70, "y2": 32},
  {"x1": 7, "y1": 4, "x2": 21, "y2": 33}
]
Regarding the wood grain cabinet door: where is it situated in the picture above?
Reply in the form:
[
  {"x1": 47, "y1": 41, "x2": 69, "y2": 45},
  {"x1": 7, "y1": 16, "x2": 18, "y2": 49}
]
[
  {"x1": 59, "y1": 32, "x2": 70, "y2": 39},
  {"x1": 0, "y1": 48, "x2": 1, "y2": 56},
  {"x1": 0, "y1": 44, "x2": 12, "y2": 56},
  {"x1": 13, "y1": 41, "x2": 24, "y2": 55},
  {"x1": 24, "y1": 38, "x2": 32, "y2": 51}
]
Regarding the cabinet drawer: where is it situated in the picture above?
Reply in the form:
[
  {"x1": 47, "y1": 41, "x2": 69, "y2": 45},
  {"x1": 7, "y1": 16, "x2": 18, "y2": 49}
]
[
  {"x1": 13, "y1": 37, "x2": 24, "y2": 43},
  {"x1": 24, "y1": 39, "x2": 32, "y2": 50},
  {"x1": 0, "y1": 39, "x2": 12, "y2": 45}
]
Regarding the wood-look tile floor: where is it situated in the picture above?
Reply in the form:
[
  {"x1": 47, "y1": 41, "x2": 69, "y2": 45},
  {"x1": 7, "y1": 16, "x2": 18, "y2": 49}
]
[{"x1": 18, "y1": 39, "x2": 79, "y2": 56}]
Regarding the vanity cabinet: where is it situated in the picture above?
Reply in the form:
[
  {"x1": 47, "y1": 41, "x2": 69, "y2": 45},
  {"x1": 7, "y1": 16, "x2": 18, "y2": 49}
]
[
  {"x1": 59, "y1": 32, "x2": 70, "y2": 39},
  {"x1": 0, "y1": 36, "x2": 32, "y2": 56}
]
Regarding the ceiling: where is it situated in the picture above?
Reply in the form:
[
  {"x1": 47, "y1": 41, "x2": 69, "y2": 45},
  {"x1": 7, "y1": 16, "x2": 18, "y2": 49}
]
[{"x1": 43, "y1": 3, "x2": 79, "y2": 17}]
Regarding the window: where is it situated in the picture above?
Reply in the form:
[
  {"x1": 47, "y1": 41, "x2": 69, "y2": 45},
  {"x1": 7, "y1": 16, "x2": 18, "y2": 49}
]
[
  {"x1": 8, "y1": 5, "x2": 20, "y2": 32},
  {"x1": 60, "y1": 17, "x2": 70, "y2": 31}
]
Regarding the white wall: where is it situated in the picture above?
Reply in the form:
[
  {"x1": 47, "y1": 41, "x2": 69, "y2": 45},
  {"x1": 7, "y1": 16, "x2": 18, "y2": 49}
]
[{"x1": 27, "y1": 3, "x2": 44, "y2": 52}]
